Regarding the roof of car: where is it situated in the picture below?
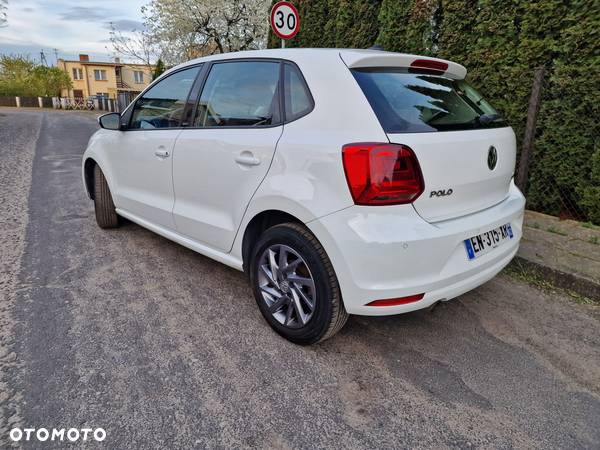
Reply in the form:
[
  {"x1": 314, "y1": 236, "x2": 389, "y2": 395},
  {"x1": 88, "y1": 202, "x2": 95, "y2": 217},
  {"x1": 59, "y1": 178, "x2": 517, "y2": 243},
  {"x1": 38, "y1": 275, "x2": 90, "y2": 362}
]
[{"x1": 171, "y1": 48, "x2": 467, "y2": 80}]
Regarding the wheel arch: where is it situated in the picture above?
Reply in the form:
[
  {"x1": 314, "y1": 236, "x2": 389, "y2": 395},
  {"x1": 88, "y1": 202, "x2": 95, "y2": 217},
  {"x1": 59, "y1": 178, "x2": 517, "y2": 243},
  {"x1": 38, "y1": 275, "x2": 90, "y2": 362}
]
[
  {"x1": 83, "y1": 157, "x2": 98, "y2": 199},
  {"x1": 241, "y1": 209, "x2": 303, "y2": 275}
]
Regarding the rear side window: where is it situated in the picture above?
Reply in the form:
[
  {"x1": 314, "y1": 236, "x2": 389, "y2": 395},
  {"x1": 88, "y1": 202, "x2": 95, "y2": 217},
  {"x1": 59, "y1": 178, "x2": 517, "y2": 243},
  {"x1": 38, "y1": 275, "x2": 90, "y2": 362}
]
[
  {"x1": 194, "y1": 61, "x2": 280, "y2": 127},
  {"x1": 352, "y1": 68, "x2": 506, "y2": 133},
  {"x1": 284, "y1": 63, "x2": 313, "y2": 122},
  {"x1": 130, "y1": 66, "x2": 201, "y2": 129}
]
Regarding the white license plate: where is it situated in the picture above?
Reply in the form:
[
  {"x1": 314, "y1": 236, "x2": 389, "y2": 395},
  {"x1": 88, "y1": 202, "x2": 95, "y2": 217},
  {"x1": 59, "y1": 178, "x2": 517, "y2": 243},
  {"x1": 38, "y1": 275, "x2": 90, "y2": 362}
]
[{"x1": 464, "y1": 223, "x2": 513, "y2": 260}]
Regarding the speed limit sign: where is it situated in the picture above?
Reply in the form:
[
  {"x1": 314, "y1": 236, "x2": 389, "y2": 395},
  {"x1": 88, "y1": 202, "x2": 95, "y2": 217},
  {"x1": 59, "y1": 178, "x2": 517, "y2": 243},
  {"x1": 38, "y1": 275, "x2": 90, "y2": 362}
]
[{"x1": 270, "y1": 1, "x2": 300, "y2": 45}]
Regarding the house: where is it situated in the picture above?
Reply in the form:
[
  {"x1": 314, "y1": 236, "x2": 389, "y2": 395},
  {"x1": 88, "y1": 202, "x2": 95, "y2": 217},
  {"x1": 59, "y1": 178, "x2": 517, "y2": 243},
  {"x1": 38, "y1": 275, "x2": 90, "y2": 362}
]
[{"x1": 58, "y1": 54, "x2": 154, "y2": 100}]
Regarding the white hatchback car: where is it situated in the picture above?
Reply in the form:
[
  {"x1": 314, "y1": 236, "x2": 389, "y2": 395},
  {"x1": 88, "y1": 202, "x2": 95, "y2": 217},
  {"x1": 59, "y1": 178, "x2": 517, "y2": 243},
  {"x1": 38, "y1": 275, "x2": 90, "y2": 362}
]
[{"x1": 83, "y1": 48, "x2": 525, "y2": 344}]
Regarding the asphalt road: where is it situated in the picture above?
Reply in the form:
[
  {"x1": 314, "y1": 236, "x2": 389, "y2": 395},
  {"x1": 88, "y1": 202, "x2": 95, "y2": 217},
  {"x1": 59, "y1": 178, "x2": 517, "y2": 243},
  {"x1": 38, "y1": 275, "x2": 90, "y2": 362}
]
[{"x1": 1, "y1": 108, "x2": 599, "y2": 449}]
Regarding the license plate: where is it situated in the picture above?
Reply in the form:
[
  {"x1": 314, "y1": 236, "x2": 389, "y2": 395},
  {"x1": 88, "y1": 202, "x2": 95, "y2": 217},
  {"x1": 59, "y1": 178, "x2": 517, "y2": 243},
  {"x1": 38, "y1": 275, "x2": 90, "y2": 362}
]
[{"x1": 464, "y1": 223, "x2": 513, "y2": 260}]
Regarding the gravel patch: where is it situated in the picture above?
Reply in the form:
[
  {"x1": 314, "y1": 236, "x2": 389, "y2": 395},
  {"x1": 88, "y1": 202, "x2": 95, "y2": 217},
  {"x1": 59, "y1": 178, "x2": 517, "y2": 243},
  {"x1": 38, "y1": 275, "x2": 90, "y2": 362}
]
[{"x1": 0, "y1": 110, "x2": 42, "y2": 438}]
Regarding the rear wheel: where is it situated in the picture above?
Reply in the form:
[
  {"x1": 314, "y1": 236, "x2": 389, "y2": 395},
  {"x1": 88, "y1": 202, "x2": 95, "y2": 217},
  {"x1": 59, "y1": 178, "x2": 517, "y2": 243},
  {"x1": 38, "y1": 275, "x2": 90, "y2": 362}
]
[
  {"x1": 93, "y1": 165, "x2": 119, "y2": 228},
  {"x1": 250, "y1": 223, "x2": 348, "y2": 345}
]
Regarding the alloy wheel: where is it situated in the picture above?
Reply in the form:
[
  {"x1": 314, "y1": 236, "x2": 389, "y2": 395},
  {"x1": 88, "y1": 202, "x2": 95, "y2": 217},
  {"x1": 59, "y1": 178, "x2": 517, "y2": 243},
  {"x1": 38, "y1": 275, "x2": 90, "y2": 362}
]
[{"x1": 257, "y1": 244, "x2": 316, "y2": 329}]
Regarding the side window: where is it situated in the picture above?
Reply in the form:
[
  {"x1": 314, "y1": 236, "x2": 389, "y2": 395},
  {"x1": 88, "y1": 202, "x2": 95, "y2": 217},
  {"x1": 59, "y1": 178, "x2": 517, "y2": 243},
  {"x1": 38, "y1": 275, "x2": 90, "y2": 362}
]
[
  {"x1": 284, "y1": 63, "x2": 313, "y2": 122},
  {"x1": 130, "y1": 66, "x2": 201, "y2": 129},
  {"x1": 194, "y1": 61, "x2": 280, "y2": 127}
]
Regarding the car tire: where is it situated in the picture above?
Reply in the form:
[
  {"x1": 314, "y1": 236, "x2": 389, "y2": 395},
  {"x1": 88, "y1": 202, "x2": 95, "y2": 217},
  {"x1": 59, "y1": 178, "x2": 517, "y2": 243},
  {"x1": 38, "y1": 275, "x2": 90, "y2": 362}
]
[
  {"x1": 250, "y1": 223, "x2": 348, "y2": 345},
  {"x1": 93, "y1": 165, "x2": 119, "y2": 229}
]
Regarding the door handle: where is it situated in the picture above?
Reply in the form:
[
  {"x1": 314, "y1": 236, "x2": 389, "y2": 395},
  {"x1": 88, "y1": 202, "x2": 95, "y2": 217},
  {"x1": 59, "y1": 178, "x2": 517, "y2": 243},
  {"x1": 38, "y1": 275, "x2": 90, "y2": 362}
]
[
  {"x1": 235, "y1": 153, "x2": 260, "y2": 166},
  {"x1": 155, "y1": 149, "x2": 170, "y2": 158}
]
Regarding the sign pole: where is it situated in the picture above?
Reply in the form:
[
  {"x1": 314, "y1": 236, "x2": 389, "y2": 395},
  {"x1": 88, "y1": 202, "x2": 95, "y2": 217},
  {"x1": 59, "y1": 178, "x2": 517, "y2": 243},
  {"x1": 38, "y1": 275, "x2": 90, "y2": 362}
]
[{"x1": 282, "y1": 39, "x2": 285, "y2": 49}]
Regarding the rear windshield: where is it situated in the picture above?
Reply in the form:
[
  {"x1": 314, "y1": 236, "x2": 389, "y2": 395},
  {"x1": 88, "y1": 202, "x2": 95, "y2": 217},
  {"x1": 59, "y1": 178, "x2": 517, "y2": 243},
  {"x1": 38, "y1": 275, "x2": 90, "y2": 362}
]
[{"x1": 352, "y1": 68, "x2": 507, "y2": 133}]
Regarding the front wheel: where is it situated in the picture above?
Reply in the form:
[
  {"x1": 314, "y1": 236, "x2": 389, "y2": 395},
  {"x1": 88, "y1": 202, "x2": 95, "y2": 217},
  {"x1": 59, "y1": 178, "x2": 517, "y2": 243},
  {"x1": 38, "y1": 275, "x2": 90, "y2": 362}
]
[
  {"x1": 250, "y1": 223, "x2": 348, "y2": 345},
  {"x1": 93, "y1": 165, "x2": 119, "y2": 229}
]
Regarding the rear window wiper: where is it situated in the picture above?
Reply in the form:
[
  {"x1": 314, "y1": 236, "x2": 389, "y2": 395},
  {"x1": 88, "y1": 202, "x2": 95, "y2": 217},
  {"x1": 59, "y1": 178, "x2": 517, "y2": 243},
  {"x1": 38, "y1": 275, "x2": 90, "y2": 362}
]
[{"x1": 476, "y1": 113, "x2": 503, "y2": 125}]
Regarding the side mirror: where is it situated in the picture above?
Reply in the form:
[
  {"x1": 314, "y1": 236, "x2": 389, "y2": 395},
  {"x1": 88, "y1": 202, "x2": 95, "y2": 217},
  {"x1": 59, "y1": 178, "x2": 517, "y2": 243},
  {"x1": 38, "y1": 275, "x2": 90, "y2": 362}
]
[{"x1": 98, "y1": 113, "x2": 122, "y2": 130}]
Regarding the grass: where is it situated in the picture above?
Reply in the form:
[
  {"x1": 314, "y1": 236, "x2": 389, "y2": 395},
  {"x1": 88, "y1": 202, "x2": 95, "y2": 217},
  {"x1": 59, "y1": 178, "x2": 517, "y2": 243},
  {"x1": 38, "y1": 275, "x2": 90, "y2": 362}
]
[
  {"x1": 530, "y1": 221, "x2": 540, "y2": 229},
  {"x1": 590, "y1": 236, "x2": 599, "y2": 245},
  {"x1": 546, "y1": 225, "x2": 568, "y2": 236},
  {"x1": 582, "y1": 222, "x2": 599, "y2": 230},
  {"x1": 502, "y1": 260, "x2": 598, "y2": 306}
]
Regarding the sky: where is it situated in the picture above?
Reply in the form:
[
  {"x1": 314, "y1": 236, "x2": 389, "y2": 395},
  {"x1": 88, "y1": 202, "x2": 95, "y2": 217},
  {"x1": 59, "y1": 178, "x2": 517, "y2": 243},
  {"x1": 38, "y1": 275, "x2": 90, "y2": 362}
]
[{"x1": 0, "y1": 0, "x2": 148, "y2": 63}]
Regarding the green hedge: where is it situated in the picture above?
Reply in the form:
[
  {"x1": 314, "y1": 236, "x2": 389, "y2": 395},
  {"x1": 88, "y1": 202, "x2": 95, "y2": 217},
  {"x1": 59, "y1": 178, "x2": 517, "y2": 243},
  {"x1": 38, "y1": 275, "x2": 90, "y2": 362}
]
[{"x1": 268, "y1": 0, "x2": 600, "y2": 223}]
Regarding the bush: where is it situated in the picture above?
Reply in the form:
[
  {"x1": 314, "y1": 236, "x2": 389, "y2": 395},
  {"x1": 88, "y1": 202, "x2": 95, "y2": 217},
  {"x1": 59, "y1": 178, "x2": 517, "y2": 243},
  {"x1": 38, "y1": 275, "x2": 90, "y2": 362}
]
[
  {"x1": 0, "y1": 55, "x2": 72, "y2": 97},
  {"x1": 267, "y1": 0, "x2": 600, "y2": 223}
]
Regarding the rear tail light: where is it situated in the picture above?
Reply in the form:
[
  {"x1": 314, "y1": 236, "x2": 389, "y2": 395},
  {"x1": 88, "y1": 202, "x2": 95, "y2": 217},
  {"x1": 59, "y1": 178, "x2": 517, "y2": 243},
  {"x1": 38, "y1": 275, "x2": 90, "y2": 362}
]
[
  {"x1": 366, "y1": 293, "x2": 425, "y2": 307},
  {"x1": 409, "y1": 59, "x2": 448, "y2": 75},
  {"x1": 342, "y1": 143, "x2": 424, "y2": 206}
]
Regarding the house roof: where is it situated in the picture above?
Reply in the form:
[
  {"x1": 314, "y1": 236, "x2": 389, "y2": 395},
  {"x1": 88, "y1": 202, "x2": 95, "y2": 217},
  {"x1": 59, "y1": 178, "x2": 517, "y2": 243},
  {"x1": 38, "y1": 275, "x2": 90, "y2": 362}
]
[{"x1": 59, "y1": 59, "x2": 153, "y2": 68}]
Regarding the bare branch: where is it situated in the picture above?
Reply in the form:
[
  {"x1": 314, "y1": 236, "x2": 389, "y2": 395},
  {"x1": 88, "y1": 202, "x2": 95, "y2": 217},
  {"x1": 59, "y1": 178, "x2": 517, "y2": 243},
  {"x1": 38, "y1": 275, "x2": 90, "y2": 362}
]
[{"x1": 108, "y1": 22, "x2": 157, "y2": 65}]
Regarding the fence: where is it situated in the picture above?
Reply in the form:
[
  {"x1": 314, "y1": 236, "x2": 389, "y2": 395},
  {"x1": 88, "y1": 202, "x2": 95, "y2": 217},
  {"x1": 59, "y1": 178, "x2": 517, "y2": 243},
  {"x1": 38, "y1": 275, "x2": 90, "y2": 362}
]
[
  {"x1": 0, "y1": 96, "x2": 17, "y2": 107},
  {"x1": 515, "y1": 68, "x2": 595, "y2": 223},
  {"x1": 19, "y1": 96, "x2": 42, "y2": 108},
  {"x1": 0, "y1": 96, "x2": 54, "y2": 108},
  {"x1": 2, "y1": 94, "x2": 133, "y2": 113}
]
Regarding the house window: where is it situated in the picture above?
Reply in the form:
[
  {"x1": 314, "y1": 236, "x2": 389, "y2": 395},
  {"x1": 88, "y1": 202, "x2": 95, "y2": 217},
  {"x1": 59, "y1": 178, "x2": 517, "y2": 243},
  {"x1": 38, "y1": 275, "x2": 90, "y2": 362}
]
[
  {"x1": 72, "y1": 68, "x2": 83, "y2": 80},
  {"x1": 134, "y1": 71, "x2": 144, "y2": 84},
  {"x1": 94, "y1": 69, "x2": 107, "y2": 81}
]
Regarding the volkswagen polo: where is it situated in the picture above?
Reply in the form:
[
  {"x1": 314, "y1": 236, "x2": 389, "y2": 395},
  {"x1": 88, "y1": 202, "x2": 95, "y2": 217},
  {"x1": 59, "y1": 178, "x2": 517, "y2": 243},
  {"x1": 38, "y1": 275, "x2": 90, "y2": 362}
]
[{"x1": 83, "y1": 49, "x2": 525, "y2": 344}]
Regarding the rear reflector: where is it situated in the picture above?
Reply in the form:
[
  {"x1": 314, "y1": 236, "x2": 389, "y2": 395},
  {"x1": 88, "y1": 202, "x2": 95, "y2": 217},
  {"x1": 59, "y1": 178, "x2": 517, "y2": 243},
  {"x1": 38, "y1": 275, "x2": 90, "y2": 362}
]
[
  {"x1": 342, "y1": 143, "x2": 424, "y2": 205},
  {"x1": 409, "y1": 59, "x2": 448, "y2": 75},
  {"x1": 366, "y1": 294, "x2": 425, "y2": 307}
]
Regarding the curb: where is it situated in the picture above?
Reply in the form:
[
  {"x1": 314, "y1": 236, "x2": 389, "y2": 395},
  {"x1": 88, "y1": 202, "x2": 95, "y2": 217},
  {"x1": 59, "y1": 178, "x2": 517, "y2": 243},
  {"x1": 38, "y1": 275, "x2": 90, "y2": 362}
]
[{"x1": 513, "y1": 256, "x2": 600, "y2": 301}]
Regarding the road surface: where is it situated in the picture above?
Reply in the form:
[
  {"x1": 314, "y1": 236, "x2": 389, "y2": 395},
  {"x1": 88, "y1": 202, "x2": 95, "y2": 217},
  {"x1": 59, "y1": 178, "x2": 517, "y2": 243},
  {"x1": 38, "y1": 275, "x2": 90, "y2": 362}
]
[{"x1": 1, "y1": 108, "x2": 599, "y2": 449}]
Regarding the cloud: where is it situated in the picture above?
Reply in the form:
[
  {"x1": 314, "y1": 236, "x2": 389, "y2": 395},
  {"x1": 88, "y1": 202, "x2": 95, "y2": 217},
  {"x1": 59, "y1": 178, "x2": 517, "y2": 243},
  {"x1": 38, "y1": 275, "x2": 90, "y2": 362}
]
[
  {"x1": 59, "y1": 6, "x2": 113, "y2": 22},
  {"x1": 22, "y1": 7, "x2": 35, "y2": 13},
  {"x1": 106, "y1": 19, "x2": 145, "y2": 32}
]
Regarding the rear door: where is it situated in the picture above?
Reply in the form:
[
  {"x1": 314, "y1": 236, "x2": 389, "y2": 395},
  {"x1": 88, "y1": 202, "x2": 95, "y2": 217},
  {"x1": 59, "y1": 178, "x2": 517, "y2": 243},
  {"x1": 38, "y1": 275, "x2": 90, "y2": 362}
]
[
  {"x1": 351, "y1": 67, "x2": 515, "y2": 222},
  {"x1": 172, "y1": 60, "x2": 283, "y2": 252}
]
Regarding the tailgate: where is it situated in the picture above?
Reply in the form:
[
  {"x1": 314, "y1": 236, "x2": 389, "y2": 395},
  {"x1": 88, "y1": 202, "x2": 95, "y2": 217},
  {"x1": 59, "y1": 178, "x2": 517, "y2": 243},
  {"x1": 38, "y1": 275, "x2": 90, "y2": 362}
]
[{"x1": 388, "y1": 127, "x2": 516, "y2": 222}]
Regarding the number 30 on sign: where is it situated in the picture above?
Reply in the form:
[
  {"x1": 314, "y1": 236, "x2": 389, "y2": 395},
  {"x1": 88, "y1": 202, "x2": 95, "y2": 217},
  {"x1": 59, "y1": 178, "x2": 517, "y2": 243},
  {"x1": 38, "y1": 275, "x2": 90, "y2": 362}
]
[{"x1": 270, "y1": 1, "x2": 300, "y2": 42}]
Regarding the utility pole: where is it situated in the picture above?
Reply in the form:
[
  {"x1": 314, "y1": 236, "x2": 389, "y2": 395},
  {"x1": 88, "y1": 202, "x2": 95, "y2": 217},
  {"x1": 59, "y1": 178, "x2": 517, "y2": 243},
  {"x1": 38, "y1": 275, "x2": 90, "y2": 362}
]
[
  {"x1": 53, "y1": 48, "x2": 59, "y2": 66},
  {"x1": 40, "y1": 50, "x2": 48, "y2": 67}
]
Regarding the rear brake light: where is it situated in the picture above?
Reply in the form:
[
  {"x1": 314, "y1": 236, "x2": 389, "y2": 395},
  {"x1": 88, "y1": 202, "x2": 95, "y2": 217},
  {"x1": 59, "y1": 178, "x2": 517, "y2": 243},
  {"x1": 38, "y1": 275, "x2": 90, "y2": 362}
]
[
  {"x1": 366, "y1": 294, "x2": 425, "y2": 307},
  {"x1": 342, "y1": 143, "x2": 424, "y2": 205},
  {"x1": 409, "y1": 59, "x2": 448, "y2": 75}
]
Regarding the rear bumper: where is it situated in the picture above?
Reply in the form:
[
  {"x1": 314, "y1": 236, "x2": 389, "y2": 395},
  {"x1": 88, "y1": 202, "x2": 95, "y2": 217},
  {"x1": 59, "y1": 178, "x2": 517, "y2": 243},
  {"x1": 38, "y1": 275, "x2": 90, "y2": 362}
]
[{"x1": 307, "y1": 182, "x2": 525, "y2": 316}]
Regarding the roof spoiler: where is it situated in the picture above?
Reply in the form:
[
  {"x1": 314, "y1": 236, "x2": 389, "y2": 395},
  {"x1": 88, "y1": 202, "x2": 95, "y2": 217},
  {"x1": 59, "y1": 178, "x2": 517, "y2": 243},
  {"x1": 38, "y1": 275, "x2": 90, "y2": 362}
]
[{"x1": 340, "y1": 51, "x2": 467, "y2": 80}]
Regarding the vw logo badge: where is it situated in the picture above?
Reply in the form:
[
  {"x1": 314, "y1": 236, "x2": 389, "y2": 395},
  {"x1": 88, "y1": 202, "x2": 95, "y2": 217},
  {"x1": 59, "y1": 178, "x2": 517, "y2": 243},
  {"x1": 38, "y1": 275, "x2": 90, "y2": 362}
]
[{"x1": 487, "y1": 146, "x2": 498, "y2": 170}]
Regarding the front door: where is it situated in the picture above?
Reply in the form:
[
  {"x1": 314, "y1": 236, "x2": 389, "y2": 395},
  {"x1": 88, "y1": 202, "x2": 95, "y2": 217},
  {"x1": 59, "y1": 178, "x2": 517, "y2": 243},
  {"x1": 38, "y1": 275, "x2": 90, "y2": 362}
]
[
  {"x1": 109, "y1": 65, "x2": 202, "y2": 230},
  {"x1": 172, "y1": 60, "x2": 283, "y2": 252}
]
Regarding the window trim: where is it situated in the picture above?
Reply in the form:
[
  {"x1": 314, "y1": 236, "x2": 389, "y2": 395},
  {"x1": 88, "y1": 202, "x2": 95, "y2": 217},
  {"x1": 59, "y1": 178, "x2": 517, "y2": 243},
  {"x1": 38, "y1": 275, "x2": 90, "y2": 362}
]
[
  {"x1": 94, "y1": 69, "x2": 107, "y2": 81},
  {"x1": 282, "y1": 61, "x2": 315, "y2": 124},
  {"x1": 134, "y1": 70, "x2": 144, "y2": 84},
  {"x1": 186, "y1": 57, "x2": 286, "y2": 130},
  {"x1": 120, "y1": 57, "x2": 315, "y2": 131},
  {"x1": 122, "y1": 63, "x2": 204, "y2": 131}
]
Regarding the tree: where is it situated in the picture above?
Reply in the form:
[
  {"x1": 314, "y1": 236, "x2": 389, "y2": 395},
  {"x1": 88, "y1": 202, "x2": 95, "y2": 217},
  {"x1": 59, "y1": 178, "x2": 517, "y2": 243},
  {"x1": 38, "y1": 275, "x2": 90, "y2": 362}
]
[
  {"x1": 335, "y1": 0, "x2": 381, "y2": 48},
  {"x1": 143, "y1": 0, "x2": 271, "y2": 65},
  {"x1": 0, "y1": 55, "x2": 72, "y2": 97},
  {"x1": 153, "y1": 58, "x2": 166, "y2": 79},
  {"x1": 0, "y1": 0, "x2": 7, "y2": 28},
  {"x1": 31, "y1": 66, "x2": 73, "y2": 96},
  {"x1": 109, "y1": 22, "x2": 157, "y2": 65}
]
